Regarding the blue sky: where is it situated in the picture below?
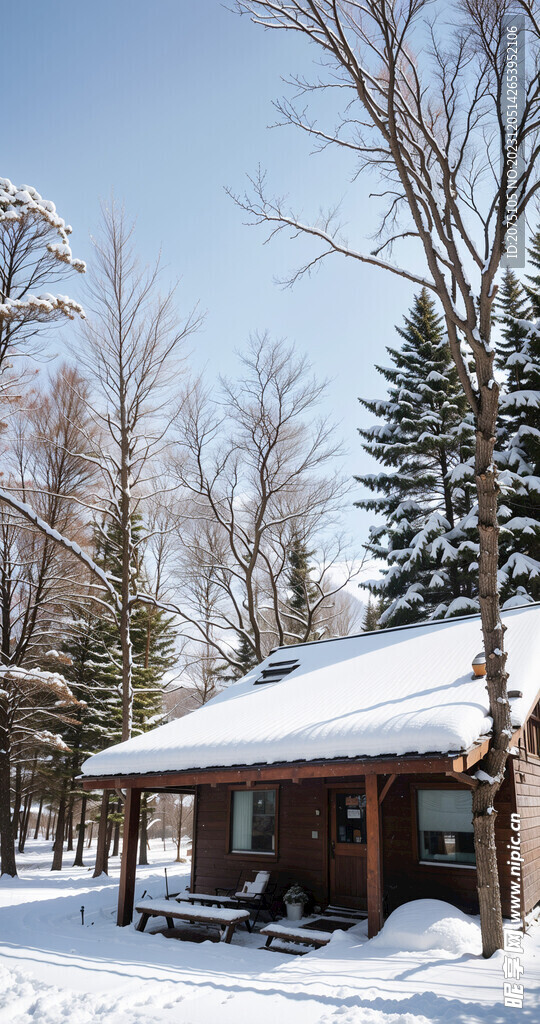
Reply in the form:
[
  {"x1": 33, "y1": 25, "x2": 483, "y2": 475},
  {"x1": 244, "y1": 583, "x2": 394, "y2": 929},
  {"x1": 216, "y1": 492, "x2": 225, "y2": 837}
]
[{"x1": 4, "y1": 0, "x2": 421, "y2": 554}]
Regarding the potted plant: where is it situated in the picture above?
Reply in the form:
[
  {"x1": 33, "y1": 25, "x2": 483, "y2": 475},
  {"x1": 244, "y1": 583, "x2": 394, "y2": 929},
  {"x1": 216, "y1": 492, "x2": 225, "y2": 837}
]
[{"x1": 283, "y1": 884, "x2": 309, "y2": 921}]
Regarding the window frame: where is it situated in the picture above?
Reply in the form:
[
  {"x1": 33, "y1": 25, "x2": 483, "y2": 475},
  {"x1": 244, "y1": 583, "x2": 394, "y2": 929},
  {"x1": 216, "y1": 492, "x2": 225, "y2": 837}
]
[
  {"x1": 411, "y1": 783, "x2": 477, "y2": 871},
  {"x1": 226, "y1": 784, "x2": 280, "y2": 860},
  {"x1": 526, "y1": 700, "x2": 540, "y2": 761}
]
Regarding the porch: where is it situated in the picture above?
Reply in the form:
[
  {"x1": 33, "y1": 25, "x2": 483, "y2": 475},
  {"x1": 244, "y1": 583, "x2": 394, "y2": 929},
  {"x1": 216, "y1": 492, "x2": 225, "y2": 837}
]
[{"x1": 82, "y1": 745, "x2": 489, "y2": 939}]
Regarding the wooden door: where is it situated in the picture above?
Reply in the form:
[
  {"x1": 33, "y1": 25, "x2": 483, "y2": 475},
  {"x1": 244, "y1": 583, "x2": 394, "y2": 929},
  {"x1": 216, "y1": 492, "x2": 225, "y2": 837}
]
[{"x1": 329, "y1": 788, "x2": 367, "y2": 910}]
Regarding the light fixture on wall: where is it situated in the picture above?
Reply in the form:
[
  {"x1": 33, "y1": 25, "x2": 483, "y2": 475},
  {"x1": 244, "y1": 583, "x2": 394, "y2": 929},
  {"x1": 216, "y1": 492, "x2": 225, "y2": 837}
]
[{"x1": 472, "y1": 652, "x2": 486, "y2": 677}]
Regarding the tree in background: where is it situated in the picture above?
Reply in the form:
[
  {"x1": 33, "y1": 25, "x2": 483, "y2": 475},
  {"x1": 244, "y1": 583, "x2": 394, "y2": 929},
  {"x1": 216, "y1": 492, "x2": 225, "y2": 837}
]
[
  {"x1": 284, "y1": 532, "x2": 321, "y2": 641},
  {"x1": 495, "y1": 257, "x2": 540, "y2": 604},
  {"x1": 172, "y1": 334, "x2": 359, "y2": 673},
  {"x1": 0, "y1": 665, "x2": 81, "y2": 875},
  {"x1": 0, "y1": 178, "x2": 84, "y2": 384},
  {"x1": 72, "y1": 199, "x2": 200, "y2": 742},
  {"x1": 362, "y1": 597, "x2": 381, "y2": 633},
  {"x1": 357, "y1": 290, "x2": 477, "y2": 626}
]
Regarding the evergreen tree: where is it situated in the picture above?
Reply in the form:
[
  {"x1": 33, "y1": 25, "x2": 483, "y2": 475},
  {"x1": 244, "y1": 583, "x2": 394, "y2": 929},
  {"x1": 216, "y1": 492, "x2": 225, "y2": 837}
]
[
  {"x1": 495, "y1": 269, "x2": 531, "y2": 384},
  {"x1": 73, "y1": 517, "x2": 177, "y2": 743},
  {"x1": 495, "y1": 245, "x2": 540, "y2": 602},
  {"x1": 362, "y1": 596, "x2": 381, "y2": 632},
  {"x1": 284, "y1": 532, "x2": 320, "y2": 641},
  {"x1": 356, "y1": 289, "x2": 478, "y2": 625},
  {"x1": 524, "y1": 224, "x2": 540, "y2": 317}
]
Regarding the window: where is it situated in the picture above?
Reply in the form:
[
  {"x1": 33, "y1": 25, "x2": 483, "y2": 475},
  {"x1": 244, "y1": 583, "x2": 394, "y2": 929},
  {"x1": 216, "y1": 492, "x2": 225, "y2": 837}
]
[
  {"x1": 336, "y1": 792, "x2": 366, "y2": 844},
  {"x1": 231, "y1": 789, "x2": 276, "y2": 853},
  {"x1": 526, "y1": 699, "x2": 540, "y2": 757},
  {"x1": 417, "y1": 789, "x2": 475, "y2": 865}
]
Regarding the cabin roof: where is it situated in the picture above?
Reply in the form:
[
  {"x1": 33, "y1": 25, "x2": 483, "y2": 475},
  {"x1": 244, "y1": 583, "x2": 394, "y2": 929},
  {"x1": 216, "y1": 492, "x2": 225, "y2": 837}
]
[{"x1": 81, "y1": 603, "x2": 540, "y2": 779}]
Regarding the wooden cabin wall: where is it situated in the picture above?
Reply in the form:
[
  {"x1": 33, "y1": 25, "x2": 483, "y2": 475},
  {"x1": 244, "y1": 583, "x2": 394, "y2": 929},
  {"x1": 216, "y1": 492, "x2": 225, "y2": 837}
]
[
  {"x1": 193, "y1": 779, "x2": 330, "y2": 907},
  {"x1": 513, "y1": 743, "x2": 540, "y2": 915},
  {"x1": 192, "y1": 771, "x2": 514, "y2": 916},
  {"x1": 381, "y1": 772, "x2": 513, "y2": 918}
]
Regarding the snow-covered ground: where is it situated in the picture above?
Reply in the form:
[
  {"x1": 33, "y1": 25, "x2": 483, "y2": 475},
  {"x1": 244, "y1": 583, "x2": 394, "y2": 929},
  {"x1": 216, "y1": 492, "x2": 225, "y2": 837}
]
[{"x1": 1, "y1": 839, "x2": 539, "y2": 1023}]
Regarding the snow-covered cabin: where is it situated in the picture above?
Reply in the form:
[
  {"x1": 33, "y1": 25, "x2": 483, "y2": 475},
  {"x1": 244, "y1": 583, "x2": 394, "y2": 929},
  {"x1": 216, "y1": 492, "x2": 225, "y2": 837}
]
[{"x1": 81, "y1": 604, "x2": 540, "y2": 934}]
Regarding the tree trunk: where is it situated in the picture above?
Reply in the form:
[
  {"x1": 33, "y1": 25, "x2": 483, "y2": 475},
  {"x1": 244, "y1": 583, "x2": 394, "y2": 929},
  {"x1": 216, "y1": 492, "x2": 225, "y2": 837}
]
[
  {"x1": 106, "y1": 814, "x2": 114, "y2": 857},
  {"x1": 175, "y1": 796, "x2": 184, "y2": 862},
  {"x1": 45, "y1": 805, "x2": 52, "y2": 842},
  {"x1": 34, "y1": 796, "x2": 43, "y2": 840},
  {"x1": 18, "y1": 793, "x2": 31, "y2": 854},
  {"x1": 65, "y1": 796, "x2": 74, "y2": 851},
  {"x1": 73, "y1": 794, "x2": 87, "y2": 867},
  {"x1": 138, "y1": 794, "x2": 148, "y2": 866},
  {"x1": 112, "y1": 797, "x2": 122, "y2": 857},
  {"x1": 470, "y1": 328, "x2": 512, "y2": 957},
  {"x1": 87, "y1": 821, "x2": 94, "y2": 848},
  {"x1": 11, "y1": 763, "x2": 21, "y2": 838},
  {"x1": 51, "y1": 780, "x2": 67, "y2": 871},
  {"x1": 120, "y1": 391, "x2": 133, "y2": 743},
  {"x1": 0, "y1": 701, "x2": 17, "y2": 876},
  {"x1": 93, "y1": 791, "x2": 110, "y2": 877}
]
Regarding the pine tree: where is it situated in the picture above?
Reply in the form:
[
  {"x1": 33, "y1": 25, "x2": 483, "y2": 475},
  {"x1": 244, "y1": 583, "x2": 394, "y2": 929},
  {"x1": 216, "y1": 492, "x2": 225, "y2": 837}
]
[
  {"x1": 90, "y1": 516, "x2": 177, "y2": 740},
  {"x1": 495, "y1": 270, "x2": 531, "y2": 384},
  {"x1": 362, "y1": 596, "x2": 381, "y2": 632},
  {"x1": 495, "y1": 245, "x2": 540, "y2": 602},
  {"x1": 356, "y1": 289, "x2": 478, "y2": 625},
  {"x1": 284, "y1": 532, "x2": 320, "y2": 641},
  {"x1": 524, "y1": 224, "x2": 540, "y2": 318}
]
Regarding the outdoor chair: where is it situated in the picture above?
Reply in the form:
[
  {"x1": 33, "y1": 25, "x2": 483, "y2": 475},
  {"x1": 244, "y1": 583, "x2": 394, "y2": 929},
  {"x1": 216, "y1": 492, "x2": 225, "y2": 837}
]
[{"x1": 216, "y1": 870, "x2": 277, "y2": 928}]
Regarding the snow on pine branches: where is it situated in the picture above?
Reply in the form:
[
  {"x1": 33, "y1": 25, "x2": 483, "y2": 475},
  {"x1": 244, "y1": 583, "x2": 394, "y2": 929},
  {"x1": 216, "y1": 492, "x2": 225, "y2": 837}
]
[
  {"x1": 358, "y1": 267, "x2": 540, "y2": 626},
  {"x1": 356, "y1": 289, "x2": 479, "y2": 626},
  {"x1": 0, "y1": 177, "x2": 85, "y2": 331},
  {"x1": 494, "y1": 259, "x2": 540, "y2": 604}
]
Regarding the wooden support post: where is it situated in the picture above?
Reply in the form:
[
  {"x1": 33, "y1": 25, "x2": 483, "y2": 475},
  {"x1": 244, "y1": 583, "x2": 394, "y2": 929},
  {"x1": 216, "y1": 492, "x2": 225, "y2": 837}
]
[
  {"x1": 366, "y1": 774, "x2": 383, "y2": 938},
  {"x1": 117, "y1": 788, "x2": 141, "y2": 927}
]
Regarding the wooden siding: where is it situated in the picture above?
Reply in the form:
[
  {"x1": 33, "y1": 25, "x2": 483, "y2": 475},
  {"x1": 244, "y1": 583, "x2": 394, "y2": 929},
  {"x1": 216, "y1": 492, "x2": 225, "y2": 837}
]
[
  {"x1": 513, "y1": 741, "x2": 540, "y2": 915},
  {"x1": 381, "y1": 772, "x2": 513, "y2": 919},
  {"x1": 192, "y1": 771, "x2": 515, "y2": 918},
  {"x1": 194, "y1": 779, "x2": 330, "y2": 906}
]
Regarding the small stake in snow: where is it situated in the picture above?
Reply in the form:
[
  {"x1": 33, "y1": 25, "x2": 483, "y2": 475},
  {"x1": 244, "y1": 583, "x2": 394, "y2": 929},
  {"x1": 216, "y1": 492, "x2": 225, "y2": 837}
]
[{"x1": 80, "y1": 905, "x2": 85, "y2": 926}]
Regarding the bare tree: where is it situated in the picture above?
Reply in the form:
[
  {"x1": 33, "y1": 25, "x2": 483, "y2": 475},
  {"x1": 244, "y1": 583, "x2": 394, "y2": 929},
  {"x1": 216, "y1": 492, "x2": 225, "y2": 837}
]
[
  {"x1": 1, "y1": 367, "x2": 98, "y2": 666},
  {"x1": 0, "y1": 368, "x2": 98, "y2": 875},
  {"x1": 70, "y1": 200, "x2": 201, "y2": 741},
  {"x1": 172, "y1": 334, "x2": 359, "y2": 673},
  {"x1": 233, "y1": 0, "x2": 540, "y2": 954},
  {"x1": 0, "y1": 665, "x2": 81, "y2": 875}
]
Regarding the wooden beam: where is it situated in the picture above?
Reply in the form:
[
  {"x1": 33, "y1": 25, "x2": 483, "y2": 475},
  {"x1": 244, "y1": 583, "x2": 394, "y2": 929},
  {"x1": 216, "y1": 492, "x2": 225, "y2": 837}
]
[
  {"x1": 117, "y1": 788, "x2": 141, "y2": 927},
  {"x1": 445, "y1": 771, "x2": 478, "y2": 789},
  {"x1": 366, "y1": 775, "x2": 383, "y2": 938},
  {"x1": 81, "y1": 754, "x2": 454, "y2": 792},
  {"x1": 379, "y1": 774, "x2": 397, "y2": 805},
  {"x1": 452, "y1": 728, "x2": 523, "y2": 772}
]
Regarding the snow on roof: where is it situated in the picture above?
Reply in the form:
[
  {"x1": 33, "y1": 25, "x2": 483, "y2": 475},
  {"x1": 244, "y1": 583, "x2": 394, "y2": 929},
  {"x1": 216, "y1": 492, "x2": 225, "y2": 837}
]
[{"x1": 81, "y1": 604, "x2": 540, "y2": 779}]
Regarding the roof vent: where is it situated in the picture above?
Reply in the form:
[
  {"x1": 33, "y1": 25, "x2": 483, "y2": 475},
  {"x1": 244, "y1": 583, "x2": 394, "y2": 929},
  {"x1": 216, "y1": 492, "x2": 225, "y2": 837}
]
[
  {"x1": 254, "y1": 659, "x2": 300, "y2": 685},
  {"x1": 472, "y1": 652, "x2": 486, "y2": 677}
]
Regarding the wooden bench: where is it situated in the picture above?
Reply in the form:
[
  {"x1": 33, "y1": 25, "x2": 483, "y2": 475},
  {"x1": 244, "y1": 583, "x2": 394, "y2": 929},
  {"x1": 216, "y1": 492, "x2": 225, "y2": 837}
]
[
  {"x1": 174, "y1": 892, "x2": 238, "y2": 909},
  {"x1": 260, "y1": 922, "x2": 332, "y2": 951},
  {"x1": 134, "y1": 899, "x2": 250, "y2": 943}
]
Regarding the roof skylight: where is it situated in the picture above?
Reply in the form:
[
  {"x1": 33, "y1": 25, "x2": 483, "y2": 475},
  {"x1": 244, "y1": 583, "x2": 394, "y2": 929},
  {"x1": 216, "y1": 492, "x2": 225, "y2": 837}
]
[{"x1": 254, "y1": 659, "x2": 300, "y2": 685}]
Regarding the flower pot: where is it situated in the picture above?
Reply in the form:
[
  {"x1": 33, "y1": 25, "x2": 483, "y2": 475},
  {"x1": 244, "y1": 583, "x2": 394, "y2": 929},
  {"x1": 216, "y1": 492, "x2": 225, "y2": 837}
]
[{"x1": 286, "y1": 902, "x2": 304, "y2": 921}]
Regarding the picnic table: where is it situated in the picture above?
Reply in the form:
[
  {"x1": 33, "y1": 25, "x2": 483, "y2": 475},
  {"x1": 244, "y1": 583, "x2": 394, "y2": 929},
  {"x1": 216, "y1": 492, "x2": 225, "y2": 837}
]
[{"x1": 134, "y1": 899, "x2": 250, "y2": 943}]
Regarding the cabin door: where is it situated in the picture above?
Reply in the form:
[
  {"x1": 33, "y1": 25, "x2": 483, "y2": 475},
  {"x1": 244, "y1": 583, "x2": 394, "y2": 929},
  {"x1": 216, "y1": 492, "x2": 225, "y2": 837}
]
[{"x1": 328, "y1": 788, "x2": 367, "y2": 910}]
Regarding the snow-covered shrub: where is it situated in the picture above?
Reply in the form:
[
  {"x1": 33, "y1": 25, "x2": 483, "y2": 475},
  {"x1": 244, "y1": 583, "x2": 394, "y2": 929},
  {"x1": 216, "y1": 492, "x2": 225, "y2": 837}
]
[{"x1": 370, "y1": 899, "x2": 481, "y2": 955}]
